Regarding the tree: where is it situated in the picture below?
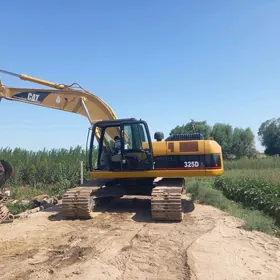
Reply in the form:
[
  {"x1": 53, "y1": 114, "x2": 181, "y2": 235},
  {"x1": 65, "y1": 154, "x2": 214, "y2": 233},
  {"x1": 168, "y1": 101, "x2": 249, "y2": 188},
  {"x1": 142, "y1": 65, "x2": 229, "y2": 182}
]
[
  {"x1": 169, "y1": 121, "x2": 256, "y2": 159},
  {"x1": 231, "y1": 127, "x2": 255, "y2": 158},
  {"x1": 170, "y1": 120, "x2": 211, "y2": 139},
  {"x1": 258, "y1": 118, "x2": 280, "y2": 155},
  {"x1": 211, "y1": 123, "x2": 233, "y2": 159}
]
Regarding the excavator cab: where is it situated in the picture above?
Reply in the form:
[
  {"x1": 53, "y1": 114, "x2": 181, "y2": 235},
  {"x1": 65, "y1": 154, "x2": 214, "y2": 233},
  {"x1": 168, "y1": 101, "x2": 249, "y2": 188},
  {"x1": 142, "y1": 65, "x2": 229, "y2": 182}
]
[{"x1": 89, "y1": 118, "x2": 154, "y2": 172}]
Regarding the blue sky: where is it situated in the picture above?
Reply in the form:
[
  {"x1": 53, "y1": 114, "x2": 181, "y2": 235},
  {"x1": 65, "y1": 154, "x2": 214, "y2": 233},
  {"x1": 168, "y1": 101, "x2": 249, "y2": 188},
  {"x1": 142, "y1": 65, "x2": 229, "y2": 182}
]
[{"x1": 1, "y1": 0, "x2": 279, "y2": 152}]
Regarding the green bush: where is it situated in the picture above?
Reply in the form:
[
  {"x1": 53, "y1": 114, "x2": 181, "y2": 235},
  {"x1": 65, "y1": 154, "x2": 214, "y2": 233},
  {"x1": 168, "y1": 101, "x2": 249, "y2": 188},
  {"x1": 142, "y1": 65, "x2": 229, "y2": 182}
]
[
  {"x1": 214, "y1": 176, "x2": 280, "y2": 225},
  {"x1": 186, "y1": 179, "x2": 279, "y2": 236},
  {"x1": 0, "y1": 146, "x2": 97, "y2": 188}
]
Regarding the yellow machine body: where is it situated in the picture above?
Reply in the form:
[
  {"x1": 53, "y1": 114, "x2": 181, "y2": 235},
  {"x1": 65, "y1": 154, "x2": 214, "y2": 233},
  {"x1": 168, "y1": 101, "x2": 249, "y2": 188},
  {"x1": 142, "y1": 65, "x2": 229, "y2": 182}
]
[{"x1": 90, "y1": 139, "x2": 223, "y2": 179}]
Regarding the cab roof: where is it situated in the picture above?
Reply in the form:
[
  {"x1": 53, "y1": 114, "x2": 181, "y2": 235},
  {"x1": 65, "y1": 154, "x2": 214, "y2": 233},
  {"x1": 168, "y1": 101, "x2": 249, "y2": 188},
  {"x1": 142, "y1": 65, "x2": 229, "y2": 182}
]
[{"x1": 94, "y1": 118, "x2": 141, "y2": 127}]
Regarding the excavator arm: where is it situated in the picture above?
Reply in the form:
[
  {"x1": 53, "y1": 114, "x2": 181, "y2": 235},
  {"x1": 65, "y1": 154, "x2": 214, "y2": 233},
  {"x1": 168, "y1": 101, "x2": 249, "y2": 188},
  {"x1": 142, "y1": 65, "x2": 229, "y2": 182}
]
[{"x1": 0, "y1": 69, "x2": 120, "y2": 143}]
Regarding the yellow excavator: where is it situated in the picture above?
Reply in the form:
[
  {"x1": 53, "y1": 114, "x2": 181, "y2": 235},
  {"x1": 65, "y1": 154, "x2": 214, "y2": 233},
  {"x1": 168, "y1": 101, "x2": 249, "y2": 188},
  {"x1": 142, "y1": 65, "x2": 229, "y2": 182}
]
[{"x1": 0, "y1": 69, "x2": 224, "y2": 221}]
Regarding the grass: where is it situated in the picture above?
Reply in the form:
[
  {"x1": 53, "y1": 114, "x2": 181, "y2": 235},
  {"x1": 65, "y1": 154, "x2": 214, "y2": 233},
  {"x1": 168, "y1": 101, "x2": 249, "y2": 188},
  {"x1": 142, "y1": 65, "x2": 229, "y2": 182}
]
[
  {"x1": 4, "y1": 185, "x2": 70, "y2": 215},
  {"x1": 221, "y1": 158, "x2": 280, "y2": 226},
  {"x1": 224, "y1": 156, "x2": 280, "y2": 170},
  {"x1": 9, "y1": 184, "x2": 69, "y2": 200},
  {"x1": 189, "y1": 156, "x2": 280, "y2": 237},
  {"x1": 7, "y1": 201, "x2": 33, "y2": 215},
  {"x1": 186, "y1": 179, "x2": 280, "y2": 237},
  {"x1": 1, "y1": 146, "x2": 280, "y2": 233},
  {"x1": 224, "y1": 168, "x2": 280, "y2": 185}
]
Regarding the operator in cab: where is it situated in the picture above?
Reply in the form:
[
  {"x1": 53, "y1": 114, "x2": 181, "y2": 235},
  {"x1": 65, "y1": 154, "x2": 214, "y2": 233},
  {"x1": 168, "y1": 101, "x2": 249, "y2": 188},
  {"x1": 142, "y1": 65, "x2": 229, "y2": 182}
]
[
  {"x1": 114, "y1": 136, "x2": 121, "y2": 154},
  {"x1": 113, "y1": 135, "x2": 129, "y2": 154}
]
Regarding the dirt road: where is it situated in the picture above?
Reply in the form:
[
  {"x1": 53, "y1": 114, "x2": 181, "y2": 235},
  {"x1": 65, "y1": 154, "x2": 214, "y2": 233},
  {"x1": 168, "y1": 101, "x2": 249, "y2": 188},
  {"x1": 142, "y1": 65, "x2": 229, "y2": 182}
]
[{"x1": 0, "y1": 195, "x2": 279, "y2": 280}]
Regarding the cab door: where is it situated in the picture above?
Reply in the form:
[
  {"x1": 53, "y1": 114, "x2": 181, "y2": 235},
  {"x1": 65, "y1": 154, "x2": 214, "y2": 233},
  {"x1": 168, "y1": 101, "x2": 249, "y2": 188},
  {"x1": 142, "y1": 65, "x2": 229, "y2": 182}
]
[{"x1": 121, "y1": 121, "x2": 154, "y2": 171}]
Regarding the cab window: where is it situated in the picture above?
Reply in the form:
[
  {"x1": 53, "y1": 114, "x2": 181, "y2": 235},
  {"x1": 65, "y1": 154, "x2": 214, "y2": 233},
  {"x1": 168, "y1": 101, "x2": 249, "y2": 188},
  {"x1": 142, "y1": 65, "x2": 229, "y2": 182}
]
[{"x1": 123, "y1": 123, "x2": 150, "y2": 150}]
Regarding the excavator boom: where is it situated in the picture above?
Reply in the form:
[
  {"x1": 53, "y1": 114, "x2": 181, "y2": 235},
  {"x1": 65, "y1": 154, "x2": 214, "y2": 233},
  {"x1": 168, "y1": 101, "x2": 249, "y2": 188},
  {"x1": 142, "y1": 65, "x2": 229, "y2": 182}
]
[{"x1": 0, "y1": 69, "x2": 118, "y2": 125}]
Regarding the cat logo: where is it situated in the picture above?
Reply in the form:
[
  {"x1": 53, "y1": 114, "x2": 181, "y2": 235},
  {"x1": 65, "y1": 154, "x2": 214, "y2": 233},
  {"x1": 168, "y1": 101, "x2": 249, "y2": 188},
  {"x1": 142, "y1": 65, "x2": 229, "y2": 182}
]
[
  {"x1": 13, "y1": 91, "x2": 51, "y2": 103},
  {"x1": 27, "y1": 93, "x2": 40, "y2": 102}
]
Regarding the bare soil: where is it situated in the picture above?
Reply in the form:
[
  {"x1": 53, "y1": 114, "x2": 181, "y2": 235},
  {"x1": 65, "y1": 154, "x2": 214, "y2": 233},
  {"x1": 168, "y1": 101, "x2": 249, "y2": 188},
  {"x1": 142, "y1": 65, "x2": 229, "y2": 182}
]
[{"x1": 0, "y1": 195, "x2": 279, "y2": 280}]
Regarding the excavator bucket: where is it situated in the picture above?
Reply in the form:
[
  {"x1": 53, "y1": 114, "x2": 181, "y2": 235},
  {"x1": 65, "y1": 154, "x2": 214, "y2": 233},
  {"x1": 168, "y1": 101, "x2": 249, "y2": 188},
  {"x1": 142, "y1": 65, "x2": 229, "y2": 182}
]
[{"x1": 0, "y1": 160, "x2": 13, "y2": 188}]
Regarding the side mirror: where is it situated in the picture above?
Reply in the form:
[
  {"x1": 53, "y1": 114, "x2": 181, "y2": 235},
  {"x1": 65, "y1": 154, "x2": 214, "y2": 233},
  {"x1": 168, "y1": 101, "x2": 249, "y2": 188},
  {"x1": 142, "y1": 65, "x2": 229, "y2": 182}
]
[{"x1": 154, "y1": 132, "x2": 164, "y2": 142}]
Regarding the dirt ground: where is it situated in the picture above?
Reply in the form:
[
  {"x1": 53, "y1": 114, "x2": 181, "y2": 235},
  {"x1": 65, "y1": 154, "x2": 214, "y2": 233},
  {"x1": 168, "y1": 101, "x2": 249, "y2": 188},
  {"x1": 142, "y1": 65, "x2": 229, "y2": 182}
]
[{"x1": 0, "y1": 195, "x2": 279, "y2": 280}]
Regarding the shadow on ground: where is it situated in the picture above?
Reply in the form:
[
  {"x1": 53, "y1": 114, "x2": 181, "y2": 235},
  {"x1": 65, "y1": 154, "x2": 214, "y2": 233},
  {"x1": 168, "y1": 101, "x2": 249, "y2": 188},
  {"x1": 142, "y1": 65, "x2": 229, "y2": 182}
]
[{"x1": 47, "y1": 196, "x2": 195, "y2": 224}]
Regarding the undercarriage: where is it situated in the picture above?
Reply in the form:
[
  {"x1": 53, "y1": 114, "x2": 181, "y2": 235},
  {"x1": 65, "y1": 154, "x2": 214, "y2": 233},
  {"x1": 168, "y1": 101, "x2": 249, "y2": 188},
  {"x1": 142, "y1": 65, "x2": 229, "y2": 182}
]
[{"x1": 61, "y1": 177, "x2": 185, "y2": 222}]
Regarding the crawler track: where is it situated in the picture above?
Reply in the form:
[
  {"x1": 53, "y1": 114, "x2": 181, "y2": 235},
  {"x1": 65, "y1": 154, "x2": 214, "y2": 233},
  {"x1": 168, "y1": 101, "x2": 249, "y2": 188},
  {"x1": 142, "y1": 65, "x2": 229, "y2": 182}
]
[
  {"x1": 62, "y1": 186, "x2": 99, "y2": 219},
  {"x1": 151, "y1": 178, "x2": 184, "y2": 222},
  {"x1": 61, "y1": 178, "x2": 185, "y2": 221}
]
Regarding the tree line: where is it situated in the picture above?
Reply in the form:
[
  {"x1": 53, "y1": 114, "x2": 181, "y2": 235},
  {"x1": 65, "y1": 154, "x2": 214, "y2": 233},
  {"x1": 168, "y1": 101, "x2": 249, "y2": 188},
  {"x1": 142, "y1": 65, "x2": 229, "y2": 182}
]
[{"x1": 169, "y1": 118, "x2": 280, "y2": 159}]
